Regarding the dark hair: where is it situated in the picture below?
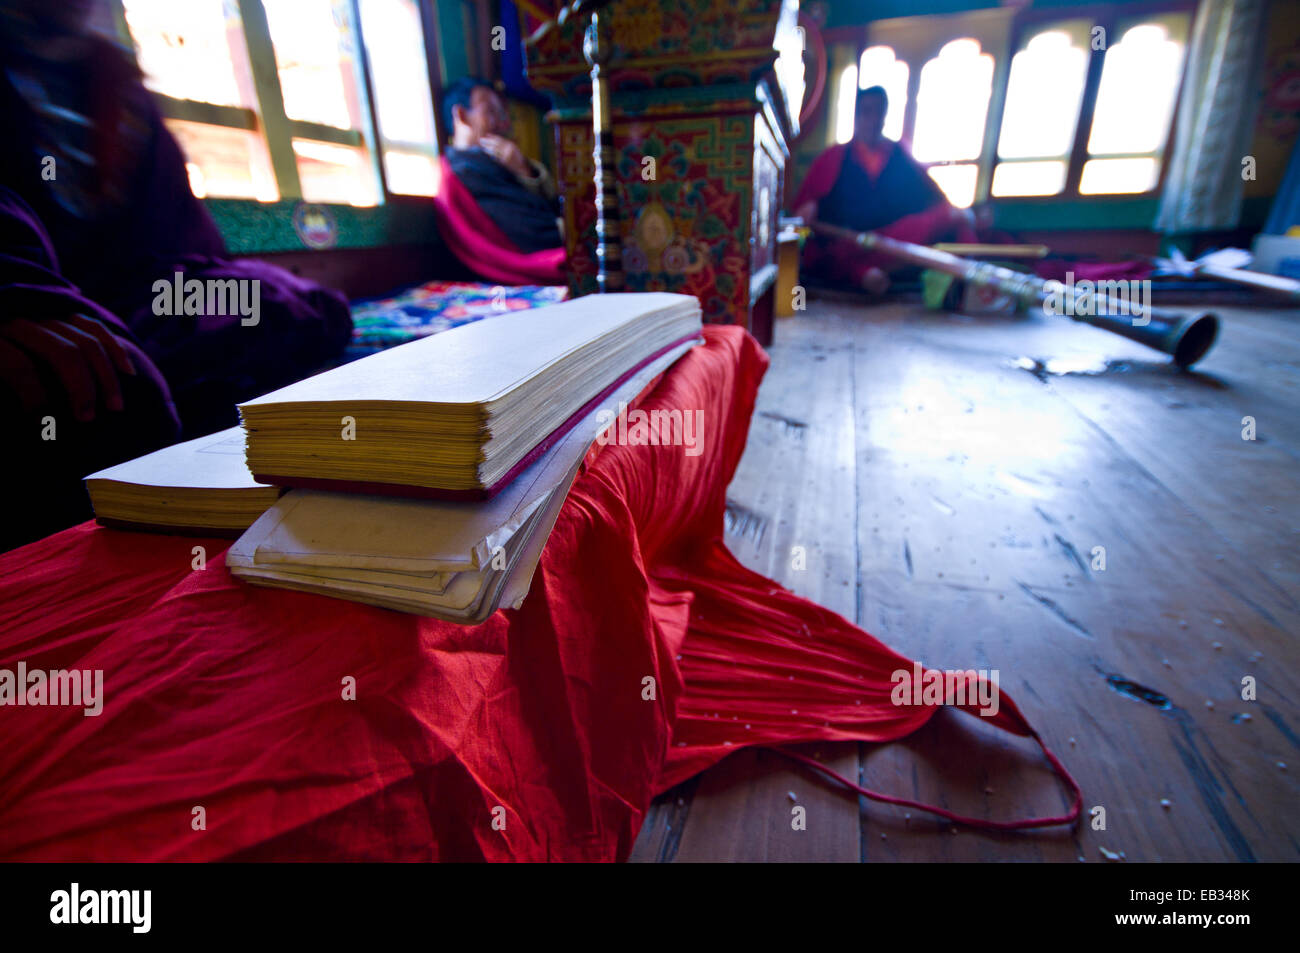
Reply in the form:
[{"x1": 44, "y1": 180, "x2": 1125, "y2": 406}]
[
  {"x1": 856, "y1": 85, "x2": 888, "y2": 109},
  {"x1": 441, "y1": 76, "x2": 495, "y2": 137}
]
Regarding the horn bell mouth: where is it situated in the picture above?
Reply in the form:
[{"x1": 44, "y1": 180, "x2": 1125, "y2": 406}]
[{"x1": 1173, "y1": 313, "x2": 1219, "y2": 369}]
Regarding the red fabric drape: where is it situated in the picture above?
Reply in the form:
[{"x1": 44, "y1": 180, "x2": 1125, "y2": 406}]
[
  {"x1": 0, "y1": 327, "x2": 1076, "y2": 861},
  {"x1": 433, "y1": 155, "x2": 567, "y2": 286}
]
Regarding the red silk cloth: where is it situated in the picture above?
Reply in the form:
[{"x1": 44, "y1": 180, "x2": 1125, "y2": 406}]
[
  {"x1": 433, "y1": 155, "x2": 567, "y2": 286},
  {"x1": 0, "y1": 327, "x2": 1076, "y2": 861}
]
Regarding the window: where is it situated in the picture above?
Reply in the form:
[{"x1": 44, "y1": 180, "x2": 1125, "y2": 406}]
[
  {"x1": 773, "y1": 7, "x2": 807, "y2": 134},
  {"x1": 858, "y1": 46, "x2": 908, "y2": 142},
  {"x1": 358, "y1": 0, "x2": 440, "y2": 196},
  {"x1": 992, "y1": 26, "x2": 1090, "y2": 197},
  {"x1": 1081, "y1": 21, "x2": 1187, "y2": 194},
  {"x1": 834, "y1": 63, "x2": 858, "y2": 145},
  {"x1": 122, "y1": 0, "x2": 277, "y2": 201},
  {"x1": 912, "y1": 39, "x2": 994, "y2": 208},
  {"x1": 834, "y1": 5, "x2": 1191, "y2": 207},
  {"x1": 116, "y1": 0, "x2": 438, "y2": 203}
]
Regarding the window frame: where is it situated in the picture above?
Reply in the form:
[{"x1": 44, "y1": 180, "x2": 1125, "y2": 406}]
[
  {"x1": 846, "y1": 0, "x2": 1195, "y2": 208},
  {"x1": 110, "y1": 0, "x2": 447, "y2": 204},
  {"x1": 1004, "y1": 1, "x2": 1193, "y2": 205}
]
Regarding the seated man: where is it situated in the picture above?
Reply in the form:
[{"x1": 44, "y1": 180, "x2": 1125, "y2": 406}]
[
  {"x1": 795, "y1": 85, "x2": 977, "y2": 295},
  {"x1": 440, "y1": 77, "x2": 563, "y2": 255}
]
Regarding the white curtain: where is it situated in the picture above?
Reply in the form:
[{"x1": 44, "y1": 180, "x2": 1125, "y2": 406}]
[{"x1": 1155, "y1": 0, "x2": 1269, "y2": 233}]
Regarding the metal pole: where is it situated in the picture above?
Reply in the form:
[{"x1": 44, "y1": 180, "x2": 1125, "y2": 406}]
[{"x1": 583, "y1": 10, "x2": 622, "y2": 293}]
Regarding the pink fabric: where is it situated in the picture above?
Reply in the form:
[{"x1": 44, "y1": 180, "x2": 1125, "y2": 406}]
[
  {"x1": 1033, "y1": 260, "x2": 1154, "y2": 283},
  {"x1": 434, "y1": 155, "x2": 566, "y2": 285}
]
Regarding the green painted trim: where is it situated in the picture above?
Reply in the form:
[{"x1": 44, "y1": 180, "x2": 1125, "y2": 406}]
[
  {"x1": 991, "y1": 194, "x2": 1274, "y2": 234},
  {"x1": 992, "y1": 197, "x2": 1158, "y2": 231},
  {"x1": 823, "y1": 0, "x2": 998, "y2": 29},
  {"x1": 208, "y1": 198, "x2": 436, "y2": 254},
  {"x1": 821, "y1": 0, "x2": 1136, "y2": 29},
  {"x1": 436, "y1": 0, "x2": 473, "y2": 87}
]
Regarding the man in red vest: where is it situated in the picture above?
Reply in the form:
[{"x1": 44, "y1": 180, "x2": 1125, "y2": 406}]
[{"x1": 795, "y1": 86, "x2": 977, "y2": 295}]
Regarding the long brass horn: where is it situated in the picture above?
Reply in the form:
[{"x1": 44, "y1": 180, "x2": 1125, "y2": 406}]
[{"x1": 811, "y1": 223, "x2": 1220, "y2": 368}]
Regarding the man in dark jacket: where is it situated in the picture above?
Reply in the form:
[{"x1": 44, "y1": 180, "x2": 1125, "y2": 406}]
[{"x1": 441, "y1": 77, "x2": 563, "y2": 254}]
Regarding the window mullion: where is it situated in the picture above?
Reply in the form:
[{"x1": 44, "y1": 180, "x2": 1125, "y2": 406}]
[
  {"x1": 235, "y1": 0, "x2": 302, "y2": 199},
  {"x1": 156, "y1": 96, "x2": 258, "y2": 131},
  {"x1": 346, "y1": 0, "x2": 389, "y2": 200},
  {"x1": 1064, "y1": 14, "x2": 1114, "y2": 198},
  {"x1": 287, "y1": 120, "x2": 364, "y2": 148},
  {"x1": 975, "y1": 40, "x2": 1012, "y2": 205},
  {"x1": 379, "y1": 141, "x2": 441, "y2": 159},
  {"x1": 901, "y1": 53, "x2": 921, "y2": 146}
]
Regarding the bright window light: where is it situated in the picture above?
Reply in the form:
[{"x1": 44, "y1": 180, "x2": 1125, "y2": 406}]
[
  {"x1": 912, "y1": 39, "x2": 994, "y2": 163},
  {"x1": 998, "y1": 31, "x2": 1087, "y2": 160},
  {"x1": 383, "y1": 151, "x2": 439, "y2": 197},
  {"x1": 164, "y1": 119, "x2": 279, "y2": 202},
  {"x1": 359, "y1": 0, "x2": 436, "y2": 145},
  {"x1": 359, "y1": 0, "x2": 439, "y2": 195},
  {"x1": 858, "y1": 46, "x2": 909, "y2": 142},
  {"x1": 1087, "y1": 24, "x2": 1185, "y2": 156},
  {"x1": 991, "y1": 160, "x2": 1068, "y2": 197},
  {"x1": 122, "y1": 0, "x2": 250, "y2": 108},
  {"x1": 263, "y1": 0, "x2": 361, "y2": 131},
  {"x1": 293, "y1": 139, "x2": 379, "y2": 206},
  {"x1": 928, "y1": 163, "x2": 978, "y2": 208},
  {"x1": 834, "y1": 64, "x2": 858, "y2": 144},
  {"x1": 1079, "y1": 157, "x2": 1160, "y2": 195}
]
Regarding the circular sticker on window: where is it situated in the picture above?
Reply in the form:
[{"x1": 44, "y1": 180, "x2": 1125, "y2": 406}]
[{"x1": 293, "y1": 202, "x2": 338, "y2": 249}]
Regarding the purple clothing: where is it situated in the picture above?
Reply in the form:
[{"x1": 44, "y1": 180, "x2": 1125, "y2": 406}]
[
  {"x1": 0, "y1": 185, "x2": 181, "y2": 550},
  {"x1": 0, "y1": 39, "x2": 352, "y2": 437},
  {"x1": 0, "y1": 39, "x2": 352, "y2": 548}
]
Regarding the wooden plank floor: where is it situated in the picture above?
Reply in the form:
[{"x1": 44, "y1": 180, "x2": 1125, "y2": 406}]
[{"x1": 630, "y1": 296, "x2": 1300, "y2": 862}]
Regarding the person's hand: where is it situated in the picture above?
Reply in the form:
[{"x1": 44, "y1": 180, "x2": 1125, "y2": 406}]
[
  {"x1": 480, "y1": 134, "x2": 533, "y2": 179},
  {"x1": 0, "y1": 315, "x2": 136, "y2": 421}
]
